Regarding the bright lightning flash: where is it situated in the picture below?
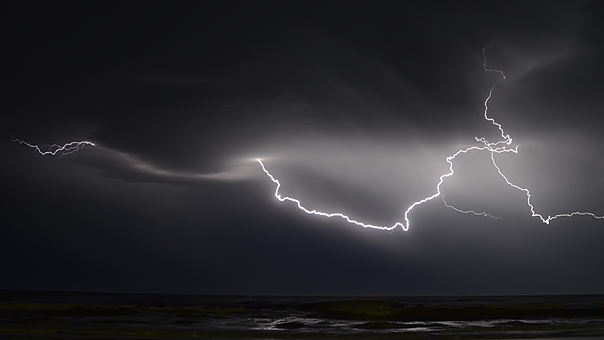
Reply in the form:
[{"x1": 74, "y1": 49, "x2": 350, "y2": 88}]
[
  {"x1": 11, "y1": 136, "x2": 94, "y2": 157},
  {"x1": 258, "y1": 45, "x2": 604, "y2": 230}
]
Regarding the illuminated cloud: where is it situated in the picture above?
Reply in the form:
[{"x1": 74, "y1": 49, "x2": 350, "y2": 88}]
[{"x1": 4, "y1": 0, "x2": 604, "y2": 295}]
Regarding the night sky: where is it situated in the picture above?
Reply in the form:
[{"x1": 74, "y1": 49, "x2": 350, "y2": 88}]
[{"x1": 3, "y1": 1, "x2": 604, "y2": 296}]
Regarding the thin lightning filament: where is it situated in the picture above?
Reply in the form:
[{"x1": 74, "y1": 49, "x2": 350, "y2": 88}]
[{"x1": 11, "y1": 136, "x2": 94, "y2": 157}]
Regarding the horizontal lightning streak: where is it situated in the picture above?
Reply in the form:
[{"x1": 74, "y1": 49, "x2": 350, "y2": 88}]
[
  {"x1": 257, "y1": 159, "x2": 403, "y2": 231},
  {"x1": 257, "y1": 142, "x2": 510, "y2": 231},
  {"x1": 11, "y1": 136, "x2": 94, "y2": 157},
  {"x1": 490, "y1": 151, "x2": 604, "y2": 224},
  {"x1": 258, "y1": 45, "x2": 604, "y2": 230}
]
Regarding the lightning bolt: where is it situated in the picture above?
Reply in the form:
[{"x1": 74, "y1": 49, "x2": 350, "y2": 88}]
[
  {"x1": 258, "y1": 45, "x2": 604, "y2": 230},
  {"x1": 11, "y1": 46, "x2": 603, "y2": 229},
  {"x1": 11, "y1": 136, "x2": 94, "y2": 157},
  {"x1": 258, "y1": 159, "x2": 403, "y2": 231}
]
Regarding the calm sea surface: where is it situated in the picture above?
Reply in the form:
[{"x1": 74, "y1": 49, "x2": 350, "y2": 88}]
[{"x1": 0, "y1": 290, "x2": 603, "y2": 339}]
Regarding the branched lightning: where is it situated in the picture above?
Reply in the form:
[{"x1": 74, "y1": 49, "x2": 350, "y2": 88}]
[
  {"x1": 258, "y1": 45, "x2": 604, "y2": 230},
  {"x1": 11, "y1": 46, "x2": 603, "y2": 229},
  {"x1": 11, "y1": 136, "x2": 94, "y2": 157}
]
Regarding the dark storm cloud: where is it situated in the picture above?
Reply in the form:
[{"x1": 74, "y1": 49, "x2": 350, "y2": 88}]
[
  {"x1": 3, "y1": 0, "x2": 604, "y2": 295},
  {"x1": 77, "y1": 0, "x2": 595, "y2": 176}
]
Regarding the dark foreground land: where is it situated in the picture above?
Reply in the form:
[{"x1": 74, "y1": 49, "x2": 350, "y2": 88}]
[{"x1": 0, "y1": 290, "x2": 603, "y2": 339}]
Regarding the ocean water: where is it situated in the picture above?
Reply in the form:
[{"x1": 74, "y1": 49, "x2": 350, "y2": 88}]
[{"x1": 0, "y1": 290, "x2": 603, "y2": 339}]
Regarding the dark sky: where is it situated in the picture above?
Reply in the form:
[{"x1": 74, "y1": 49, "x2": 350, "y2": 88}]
[{"x1": 2, "y1": 0, "x2": 604, "y2": 296}]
